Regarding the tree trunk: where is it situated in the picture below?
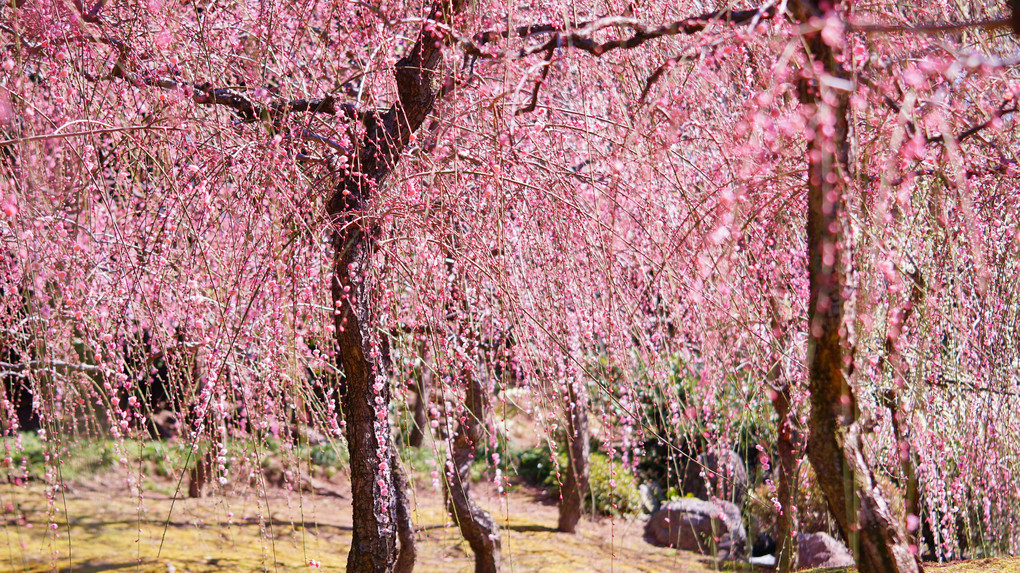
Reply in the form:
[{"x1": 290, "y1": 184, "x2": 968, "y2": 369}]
[
  {"x1": 558, "y1": 379, "x2": 590, "y2": 533},
  {"x1": 439, "y1": 234, "x2": 501, "y2": 571},
  {"x1": 446, "y1": 371, "x2": 501, "y2": 573},
  {"x1": 767, "y1": 298, "x2": 798, "y2": 573},
  {"x1": 326, "y1": 2, "x2": 472, "y2": 570},
  {"x1": 409, "y1": 340, "x2": 431, "y2": 448},
  {"x1": 794, "y1": 2, "x2": 923, "y2": 571},
  {"x1": 771, "y1": 382, "x2": 798, "y2": 573},
  {"x1": 332, "y1": 225, "x2": 402, "y2": 573},
  {"x1": 393, "y1": 452, "x2": 417, "y2": 573},
  {"x1": 188, "y1": 450, "x2": 211, "y2": 498},
  {"x1": 881, "y1": 267, "x2": 925, "y2": 551}
]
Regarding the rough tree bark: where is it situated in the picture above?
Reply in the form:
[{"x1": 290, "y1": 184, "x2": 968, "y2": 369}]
[
  {"x1": 558, "y1": 378, "x2": 590, "y2": 533},
  {"x1": 328, "y1": 2, "x2": 471, "y2": 571},
  {"x1": 331, "y1": 223, "x2": 404, "y2": 572},
  {"x1": 793, "y1": 1, "x2": 923, "y2": 572},
  {"x1": 767, "y1": 297, "x2": 798, "y2": 573}
]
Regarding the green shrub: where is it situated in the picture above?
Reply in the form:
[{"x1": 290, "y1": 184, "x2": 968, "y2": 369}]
[
  {"x1": 512, "y1": 445, "x2": 642, "y2": 518},
  {"x1": 514, "y1": 443, "x2": 556, "y2": 485},
  {"x1": 1, "y1": 432, "x2": 47, "y2": 479},
  {"x1": 579, "y1": 452, "x2": 643, "y2": 518},
  {"x1": 309, "y1": 442, "x2": 346, "y2": 468},
  {"x1": 1, "y1": 433, "x2": 125, "y2": 480}
]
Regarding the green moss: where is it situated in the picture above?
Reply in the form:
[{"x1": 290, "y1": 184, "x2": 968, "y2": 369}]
[{"x1": 4, "y1": 482, "x2": 1020, "y2": 573}]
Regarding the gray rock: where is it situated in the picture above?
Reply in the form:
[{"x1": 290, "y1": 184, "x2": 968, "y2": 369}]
[
  {"x1": 797, "y1": 532, "x2": 855, "y2": 569},
  {"x1": 639, "y1": 480, "x2": 663, "y2": 514},
  {"x1": 644, "y1": 499, "x2": 747, "y2": 560},
  {"x1": 149, "y1": 409, "x2": 179, "y2": 439},
  {"x1": 683, "y1": 448, "x2": 749, "y2": 506}
]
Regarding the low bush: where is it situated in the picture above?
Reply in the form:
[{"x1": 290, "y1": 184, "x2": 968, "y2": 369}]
[{"x1": 512, "y1": 444, "x2": 643, "y2": 517}]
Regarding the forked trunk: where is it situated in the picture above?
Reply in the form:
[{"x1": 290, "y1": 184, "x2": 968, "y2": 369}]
[{"x1": 327, "y1": 2, "x2": 473, "y2": 570}]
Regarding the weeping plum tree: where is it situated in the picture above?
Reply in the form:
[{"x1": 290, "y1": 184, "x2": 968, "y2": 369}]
[
  {"x1": 4, "y1": 0, "x2": 1020, "y2": 571},
  {"x1": 419, "y1": 1, "x2": 1020, "y2": 569}
]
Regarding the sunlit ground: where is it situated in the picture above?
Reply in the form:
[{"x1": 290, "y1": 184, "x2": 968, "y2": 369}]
[
  {"x1": 0, "y1": 481, "x2": 714, "y2": 573},
  {"x1": 5, "y1": 480, "x2": 1019, "y2": 573}
]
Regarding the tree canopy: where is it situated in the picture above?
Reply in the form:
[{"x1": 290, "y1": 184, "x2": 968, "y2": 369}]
[{"x1": 2, "y1": 0, "x2": 1020, "y2": 571}]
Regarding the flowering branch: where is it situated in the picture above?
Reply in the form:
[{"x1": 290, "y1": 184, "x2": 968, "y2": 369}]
[{"x1": 464, "y1": 3, "x2": 777, "y2": 59}]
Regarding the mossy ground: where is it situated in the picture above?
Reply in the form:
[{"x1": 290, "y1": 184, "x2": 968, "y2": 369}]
[
  {"x1": 1, "y1": 435, "x2": 1017, "y2": 572},
  {"x1": 0, "y1": 478, "x2": 711, "y2": 573},
  {"x1": 3, "y1": 482, "x2": 1020, "y2": 573}
]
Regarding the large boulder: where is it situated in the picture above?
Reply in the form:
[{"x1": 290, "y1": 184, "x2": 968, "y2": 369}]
[
  {"x1": 645, "y1": 499, "x2": 747, "y2": 560},
  {"x1": 797, "y1": 532, "x2": 855, "y2": 569},
  {"x1": 639, "y1": 480, "x2": 664, "y2": 514},
  {"x1": 683, "y1": 448, "x2": 749, "y2": 506}
]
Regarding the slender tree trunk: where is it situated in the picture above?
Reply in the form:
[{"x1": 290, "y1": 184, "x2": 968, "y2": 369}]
[
  {"x1": 771, "y1": 382, "x2": 798, "y2": 573},
  {"x1": 767, "y1": 297, "x2": 798, "y2": 573},
  {"x1": 558, "y1": 379, "x2": 590, "y2": 533},
  {"x1": 794, "y1": 2, "x2": 922, "y2": 571},
  {"x1": 409, "y1": 340, "x2": 431, "y2": 448},
  {"x1": 881, "y1": 268, "x2": 925, "y2": 550},
  {"x1": 393, "y1": 452, "x2": 417, "y2": 573},
  {"x1": 446, "y1": 371, "x2": 501, "y2": 573},
  {"x1": 440, "y1": 238, "x2": 501, "y2": 571}
]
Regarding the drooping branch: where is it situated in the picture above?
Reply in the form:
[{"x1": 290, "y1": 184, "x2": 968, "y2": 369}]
[
  {"x1": 863, "y1": 69, "x2": 1018, "y2": 148},
  {"x1": 463, "y1": 3, "x2": 777, "y2": 59},
  {"x1": 515, "y1": 45, "x2": 555, "y2": 115},
  {"x1": 517, "y1": 6, "x2": 777, "y2": 57},
  {"x1": 926, "y1": 100, "x2": 1019, "y2": 145},
  {"x1": 927, "y1": 375, "x2": 1020, "y2": 397},
  {"x1": 109, "y1": 71, "x2": 357, "y2": 124},
  {"x1": 0, "y1": 360, "x2": 107, "y2": 377},
  {"x1": 640, "y1": 43, "x2": 721, "y2": 101},
  {"x1": 849, "y1": 17, "x2": 1011, "y2": 35},
  {"x1": 1, "y1": 8, "x2": 358, "y2": 126},
  {"x1": 492, "y1": 3, "x2": 777, "y2": 114},
  {"x1": 71, "y1": 0, "x2": 105, "y2": 23}
]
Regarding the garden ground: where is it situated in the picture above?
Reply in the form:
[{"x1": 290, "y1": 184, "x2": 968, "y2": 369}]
[
  {"x1": 3, "y1": 476, "x2": 1019, "y2": 573},
  {"x1": 1, "y1": 474, "x2": 712, "y2": 573}
]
